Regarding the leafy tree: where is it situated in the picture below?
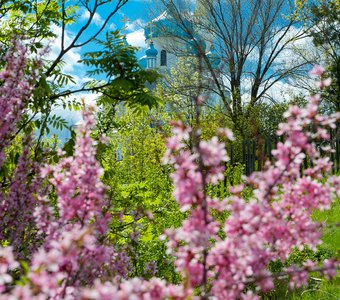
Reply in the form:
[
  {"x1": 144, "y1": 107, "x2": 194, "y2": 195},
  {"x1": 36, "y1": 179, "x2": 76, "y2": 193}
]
[
  {"x1": 157, "y1": 56, "x2": 233, "y2": 142},
  {"x1": 307, "y1": 0, "x2": 340, "y2": 112},
  {"x1": 155, "y1": 0, "x2": 310, "y2": 137},
  {"x1": 81, "y1": 31, "x2": 162, "y2": 115},
  {"x1": 95, "y1": 107, "x2": 183, "y2": 282}
]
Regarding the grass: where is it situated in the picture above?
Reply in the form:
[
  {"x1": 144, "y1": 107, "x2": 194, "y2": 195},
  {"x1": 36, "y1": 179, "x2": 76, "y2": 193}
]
[
  {"x1": 294, "y1": 196, "x2": 340, "y2": 300},
  {"x1": 312, "y1": 197, "x2": 340, "y2": 261},
  {"x1": 264, "y1": 197, "x2": 340, "y2": 299}
]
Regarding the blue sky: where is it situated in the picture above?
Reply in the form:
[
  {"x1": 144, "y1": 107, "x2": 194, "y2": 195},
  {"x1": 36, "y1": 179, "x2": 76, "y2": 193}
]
[
  {"x1": 47, "y1": 0, "x2": 162, "y2": 141},
  {"x1": 46, "y1": 0, "x2": 315, "y2": 142},
  {"x1": 66, "y1": 0, "x2": 163, "y2": 57},
  {"x1": 50, "y1": 0, "x2": 165, "y2": 90}
]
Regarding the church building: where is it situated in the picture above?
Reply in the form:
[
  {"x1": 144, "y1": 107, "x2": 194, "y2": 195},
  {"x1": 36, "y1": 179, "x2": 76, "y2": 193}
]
[{"x1": 138, "y1": 2, "x2": 221, "y2": 72}]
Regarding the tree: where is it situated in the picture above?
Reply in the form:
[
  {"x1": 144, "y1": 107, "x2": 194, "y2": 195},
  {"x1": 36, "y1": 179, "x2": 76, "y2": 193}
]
[
  {"x1": 306, "y1": 0, "x2": 340, "y2": 112},
  {"x1": 82, "y1": 31, "x2": 162, "y2": 116},
  {"x1": 156, "y1": 56, "x2": 203, "y2": 131},
  {"x1": 95, "y1": 107, "x2": 183, "y2": 282},
  {"x1": 156, "y1": 56, "x2": 235, "y2": 155},
  {"x1": 0, "y1": 0, "x2": 160, "y2": 152},
  {"x1": 155, "y1": 0, "x2": 310, "y2": 137}
]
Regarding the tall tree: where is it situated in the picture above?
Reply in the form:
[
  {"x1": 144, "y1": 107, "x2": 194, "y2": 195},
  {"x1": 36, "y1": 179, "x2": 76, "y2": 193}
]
[
  {"x1": 155, "y1": 0, "x2": 310, "y2": 136},
  {"x1": 307, "y1": 0, "x2": 340, "y2": 112}
]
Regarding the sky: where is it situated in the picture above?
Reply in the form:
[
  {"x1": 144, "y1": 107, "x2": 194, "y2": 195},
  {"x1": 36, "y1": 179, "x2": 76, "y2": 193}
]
[
  {"x1": 45, "y1": 0, "x2": 317, "y2": 142},
  {"x1": 67, "y1": 0, "x2": 162, "y2": 57},
  {"x1": 47, "y1": 0, "x2": 161, "y2": 141},
  {"x1": 51, "y1": 0, "x2": 165, "y2": 91}
]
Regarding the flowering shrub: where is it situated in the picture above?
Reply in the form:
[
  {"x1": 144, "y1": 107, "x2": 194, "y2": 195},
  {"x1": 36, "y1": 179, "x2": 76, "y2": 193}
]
[
  {"x1": 0, "y1": 135, "x2": 42, "y2": 260},
  {"x1": 0, "y1": 43, "x2": 339, "y2": 299},
  {"x1": 0, "y1": 40, "x2": 40, "y2": 166},
  {"x1": 0, "y1": 41, "x2": 43, "y2": 260},
  {"x1": 161, "y1": 86, "x2": 339, "y2": 299}
]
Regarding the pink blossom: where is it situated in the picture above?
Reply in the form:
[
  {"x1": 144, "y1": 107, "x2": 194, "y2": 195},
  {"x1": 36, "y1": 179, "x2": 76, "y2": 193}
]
[
  {"x1": 316, "y1": 77, "x2": 332, "y2": 89},
  {"x1": 161, "y1": 71, "x2": 339, "y2": 299},
  {"x1": 229, "y1": 184, "x2": 244, "y2": 194},
  {"x1": 0, "y1": 136, "x2": 42, "y2": 260},
  {"x1": 323, "y1": 259, "x2": 338, "y2": 280},
  {"x1": 308, "y1": 65, "x2": 325, "y2": 77},
  {"x1": 0, "y1": 60, "x2": 339, "y2": 299},
  {"x1": 218, "y1": 127, "x2": 235, "y2": 141},
  {"x1": 0, "y1": 246, "x2": 18, "y2": 292},
  {"x1": 0, "y1": 40, "x2": 38, "y2": 167}
]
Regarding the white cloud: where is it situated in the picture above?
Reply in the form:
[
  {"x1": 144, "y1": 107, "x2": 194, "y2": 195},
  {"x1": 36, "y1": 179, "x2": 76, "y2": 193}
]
[
  {"x1": 33, "y1": 93, "x2": 98, "y2": 144},
  {"x1": 80, "y1": 10, "x2": 104, "y2": 27},
  {"x1": 43, "y1": 25, "x2": 103, "y2": 131},
  {"x1": 126, "y1": 18, "x2": 145, "y2": 32},
  {"x1": 74, "y1": 92, "x2": 101, "y2": 106},
  {"x1": 226, "y1": 26, "x2": 324, "y2": 103},
  {"x1": 63, "y1": 75, "x2": 93, "y2": 89},
  {"x1": 52, "y1": 92, "x2": 101, "y2": 127},
  {"x1": 265, "y1": 79, "x2": 304, "y2": 103},
  {"x1": 126, "y1": 29, "x2": 147, "y2": 48}
]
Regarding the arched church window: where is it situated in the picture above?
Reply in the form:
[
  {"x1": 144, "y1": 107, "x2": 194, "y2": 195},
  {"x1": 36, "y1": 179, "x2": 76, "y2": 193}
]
[{"x1": 160, "y1": 50, "x2": 167, "y2": 66}]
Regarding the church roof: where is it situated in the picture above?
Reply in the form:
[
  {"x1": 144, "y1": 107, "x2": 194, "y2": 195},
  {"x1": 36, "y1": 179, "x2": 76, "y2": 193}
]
[
  {"x1": 145, "y1": 5, "x2": 194, "y2": 41},
  {"x1": 145, "y1": 42, "x2": 158, "y2": 57}
]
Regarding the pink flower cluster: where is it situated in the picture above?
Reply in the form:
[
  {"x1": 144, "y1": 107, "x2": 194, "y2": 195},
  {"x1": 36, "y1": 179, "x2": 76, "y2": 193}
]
[
  {"x1": 1, "y1": 109, "x2": 132, "y2": 298},
  {"x1": 0, "y1": 246, "x2": 18, "y2": 293},
  {"x1": 39, "y1": 109, "x2": 111, "y2": 235},
  {"x1": 78, "y1": 278, "x2": 186, "y2": 300},
  {"x1": 309, "y1": 65, "x2": 332, "y2": 88},
  {"x1": 163, "y1": 120, "x2": 233, "y2": 294},
  {"x1": 0, "y1": 41, "x2": 43, "y2": 260},
  {"x1": 161, "y1": 68, "x2": 339, "y2": 299},
  {"x1": 0, "y1": 135, "x2": 42, "y2": 260},
  {"x1": 30, "y1": 109, "x2": 131, "y2": 296},
  {"x1": 0, "y1": 40, "x2": 35, "y2": 166}
]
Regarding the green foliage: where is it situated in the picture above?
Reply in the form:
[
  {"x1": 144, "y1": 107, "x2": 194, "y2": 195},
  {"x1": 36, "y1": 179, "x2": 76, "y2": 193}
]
[
  {"x1": 1, "y1": 0, "x2": 157, "y2": 148},
  {"x1": 323, "y1": 58, "x2": 340, "y2": 112},
  {"x1": 200, "y1": 105, "x2": 233, "y2": 139},
  {"x1": 95, "y1": 107, "x2": 183, "y2": 281},
  {"x1": 82, "y1": 31, "x2": 162, "y2": 114},
  {"x1": 253, "y1": 102, "x2": 289, "y2": 137},
  {"x1": 312, "y1": 197, "x2": 340, "y2": 261},
  {"x1": 156, "y1": 56, "x2": 203, "y2": 127},
  {"x1": 62, "y1": 128, "x2": 76, "y2": 157},
  {"x1": 0, "y1": 0, "x2": 61, "y2": 53},
  {"x1": 0, "y1": 135, "x2": 24, "y2": 180},
  {"x1": 309, "y1": 0, "x2": 340, "y2": 48}
]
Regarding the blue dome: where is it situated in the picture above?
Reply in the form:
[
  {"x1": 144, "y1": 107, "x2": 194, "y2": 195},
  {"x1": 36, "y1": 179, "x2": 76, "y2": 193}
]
[
  {"x1": 145, "y1": 42, "x2": 158, "y2": 57},
  {"x1": 145, "y1": 19, "x2": 193, "y2": 40}
]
